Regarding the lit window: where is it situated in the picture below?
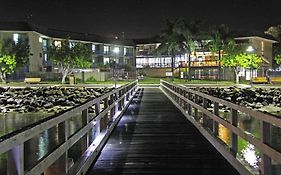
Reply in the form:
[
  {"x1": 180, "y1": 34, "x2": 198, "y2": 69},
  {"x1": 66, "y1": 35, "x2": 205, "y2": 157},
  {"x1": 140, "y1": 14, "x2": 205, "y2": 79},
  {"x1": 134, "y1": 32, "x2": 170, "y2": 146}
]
[
  {"x1": 69, "y1": 42, "x2": 76, "y2": 48},
  {"x1": 54, "y1": 40, "x2": 61, "y2": 47},
  {"x1": 44, "y1": 53, "x2": 48, "y2": 62},
  {"x1": 92, "y1": 44, "x2": 96, "y2": 52},
  {"x1": 104, "y1": 57, "x2": 110, "y2": 64},
  {"x1": 124, "y1": 48, "x2": 127, "y2": 55},
  {"x1": 13, "y1": 33, "x2": 19, "y2": 44},
  {"x1": 39, "y1": 37, "x2": 43, "y2": 43},
  {"x1": 104, "y1": 45, "x2": 109, "y2": 54}
]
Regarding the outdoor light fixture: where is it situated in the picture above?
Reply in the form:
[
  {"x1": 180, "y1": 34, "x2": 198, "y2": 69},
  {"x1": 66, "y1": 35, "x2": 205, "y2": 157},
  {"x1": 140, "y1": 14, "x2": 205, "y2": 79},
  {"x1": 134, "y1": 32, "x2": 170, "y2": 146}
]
[
  {"x1": 246, "y1": 46, "x2": 254, "y2": 52},
  {"x1": 113, "y1": 47, "x2": 120, "y2": 54}
]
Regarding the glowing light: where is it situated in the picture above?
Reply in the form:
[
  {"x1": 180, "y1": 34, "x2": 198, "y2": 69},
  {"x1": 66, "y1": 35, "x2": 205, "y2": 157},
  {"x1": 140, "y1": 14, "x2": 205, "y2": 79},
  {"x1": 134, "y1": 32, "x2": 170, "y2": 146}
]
[
  {"x1": 113, "y1": 47, "x2": 120, "y2": 54},
  {"x1": 13, "y1": 33, "x2": 19, "y2": 44},
  {"x1": 39, "y1": 37, "x2": 43, "y2": 43},
  {"x1": 246, "y1": 46, "x2": 254, "y2": 52},
  {"x1": 241, "y1": 144, "x2": 259, "y2": 169}
]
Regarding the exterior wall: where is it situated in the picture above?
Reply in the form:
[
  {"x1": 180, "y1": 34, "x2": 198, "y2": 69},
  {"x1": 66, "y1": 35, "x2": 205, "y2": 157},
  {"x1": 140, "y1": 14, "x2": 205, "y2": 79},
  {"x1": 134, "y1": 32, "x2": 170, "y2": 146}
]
[
  {"x1": 28, "y1": 32, "x2": 43, "y2": 72},
  {"x1": 249, "y1": 38, "x2": 273, "y2": 67}
]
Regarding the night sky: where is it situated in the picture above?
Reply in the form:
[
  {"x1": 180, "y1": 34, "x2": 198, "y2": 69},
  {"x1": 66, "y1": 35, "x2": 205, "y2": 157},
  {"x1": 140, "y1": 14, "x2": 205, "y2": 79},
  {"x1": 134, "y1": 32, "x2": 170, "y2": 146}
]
[{"x1": 1, "y1": 0, "x2": 281, "y2": 39}]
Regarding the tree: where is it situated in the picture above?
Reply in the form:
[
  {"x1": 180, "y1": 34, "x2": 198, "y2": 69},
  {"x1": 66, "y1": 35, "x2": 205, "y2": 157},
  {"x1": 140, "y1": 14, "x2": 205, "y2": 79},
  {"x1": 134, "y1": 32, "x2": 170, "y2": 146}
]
[
  {"x1": 208, "y1": 24, "x2": 231, "y2": 80},
  {"x1": 2, "y1": 38, "x2": 30, "y2": 68},
  {"x1": 13, "y1": 38, "x2": 30, "y2": 68},
  {"x1": 156, "y1": 18, "x2": 193, "y2": 81},
  {"x1": 221, "y1": 40, "x2": 263, "y2": 84},
  {"x1": 48, "y1": 39, "x2": 92, "y2": 84},
  {"x1": 0, "y1": 40, "x2": 16, "y2": 83}
]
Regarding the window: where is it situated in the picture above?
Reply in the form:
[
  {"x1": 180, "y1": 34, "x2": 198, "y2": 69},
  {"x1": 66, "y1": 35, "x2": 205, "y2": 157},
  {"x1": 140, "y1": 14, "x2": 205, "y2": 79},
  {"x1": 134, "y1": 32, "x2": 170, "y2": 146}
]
[
  {"x1": 104, "y1": 57, "x2": 110, "y2": 64},
  {"x1": 13, "y1": 33, "x2": 19, "y2": 44},
  {"x1": 42, "y1": 38, "x2": 48, "y2": 51},
  {"x1": 124, "y1": 48, "x2": 127, "y2": 56},
  {"x1": 104, "y1": 45, "x2": 109, "y2": 54},
  {"x1": 92, "y1": 44, "x2": 96, "y2": 52},
  {"x1": 54, "y1": 40, "x2": 61, "y2": 47},
  {"x1": 69, "y1": 42, "x2": 76, "y2": 48}
]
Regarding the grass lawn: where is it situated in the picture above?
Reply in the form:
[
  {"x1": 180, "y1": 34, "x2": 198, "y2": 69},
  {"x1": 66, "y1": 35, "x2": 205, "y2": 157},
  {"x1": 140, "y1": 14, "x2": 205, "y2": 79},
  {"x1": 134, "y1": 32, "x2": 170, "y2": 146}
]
[{"x1": 138, "y1": 77, "x2": 234, "y2": 85}]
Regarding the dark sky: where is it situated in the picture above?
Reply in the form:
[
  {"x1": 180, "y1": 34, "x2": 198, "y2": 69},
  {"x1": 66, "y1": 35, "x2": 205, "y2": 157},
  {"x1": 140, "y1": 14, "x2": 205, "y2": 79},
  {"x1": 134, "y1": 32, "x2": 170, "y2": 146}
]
[{"x1": 1, "y1": 0, "x2": 281, "y2": 39}]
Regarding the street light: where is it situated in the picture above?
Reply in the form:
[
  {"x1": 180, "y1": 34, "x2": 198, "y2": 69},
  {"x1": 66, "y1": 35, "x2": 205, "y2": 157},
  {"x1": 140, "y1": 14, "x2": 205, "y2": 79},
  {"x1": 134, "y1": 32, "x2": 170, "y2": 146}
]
[
  {"x1": 113, "y1": 47, "x2": 120, "y2": 88},
  {"x1": 246, "y1": 45, "x2": 254, "y2": 85},
  {"x1": 246, "y1": 46, "x2": 254, "y2": 52}
]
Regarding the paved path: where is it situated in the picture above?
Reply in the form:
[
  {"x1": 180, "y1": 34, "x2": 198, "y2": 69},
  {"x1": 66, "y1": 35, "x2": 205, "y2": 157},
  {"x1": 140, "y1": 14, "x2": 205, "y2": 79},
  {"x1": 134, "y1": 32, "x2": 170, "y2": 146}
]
[{"x1": 87, "y1": 88, "x2": 240, "y2": 175}]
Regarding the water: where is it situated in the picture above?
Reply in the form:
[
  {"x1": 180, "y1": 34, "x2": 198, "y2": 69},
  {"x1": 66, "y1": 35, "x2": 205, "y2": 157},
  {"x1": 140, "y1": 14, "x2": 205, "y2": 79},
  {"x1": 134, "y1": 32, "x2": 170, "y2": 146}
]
[{"x1": 0, "y1": 112, "x2": 96, "y2": 174}]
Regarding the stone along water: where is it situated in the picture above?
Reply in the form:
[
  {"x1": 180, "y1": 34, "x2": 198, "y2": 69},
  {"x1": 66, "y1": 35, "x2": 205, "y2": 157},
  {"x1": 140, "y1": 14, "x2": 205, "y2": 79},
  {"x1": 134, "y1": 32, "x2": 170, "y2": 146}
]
[{"x1": 0, "y1": 86, "x2": 111, "y2": 174}]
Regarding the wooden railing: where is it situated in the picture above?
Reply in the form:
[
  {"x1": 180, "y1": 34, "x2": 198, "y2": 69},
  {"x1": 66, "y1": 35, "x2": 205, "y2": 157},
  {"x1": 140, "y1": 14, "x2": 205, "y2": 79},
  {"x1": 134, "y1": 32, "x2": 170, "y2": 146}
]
[
  {"x1": 0, "y1": 80, "x2": 138, "y2": 175},
  {"x1": 160, "y1": 80, "x2": 281, "y2": 175}
]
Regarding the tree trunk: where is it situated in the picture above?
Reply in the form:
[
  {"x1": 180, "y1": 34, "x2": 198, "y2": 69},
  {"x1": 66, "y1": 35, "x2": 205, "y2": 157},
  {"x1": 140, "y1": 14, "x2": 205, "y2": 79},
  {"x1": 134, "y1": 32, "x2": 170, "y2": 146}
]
[
  {"x1": 250, "y1": 68, "x2": 253, "y2": 87},
  {"x1": 234, "y1": 68, "x2": 239, "y2": 84},
  {"x1": 188, "y1": 53, "x2": 191, "y2": 81},
  {"x1": 0, "y1": 72, "x2": 6, "y2": 84},
  {"x1": 61, "y1": 69, "x2": 68, "y2": 84}
]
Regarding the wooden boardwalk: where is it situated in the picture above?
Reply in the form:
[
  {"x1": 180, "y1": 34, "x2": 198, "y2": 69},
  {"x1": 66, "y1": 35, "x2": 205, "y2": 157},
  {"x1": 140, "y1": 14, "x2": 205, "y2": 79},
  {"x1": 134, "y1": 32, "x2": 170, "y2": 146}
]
[{"x1": 87, "y1": 88, "x2": 240, "y2": 175}]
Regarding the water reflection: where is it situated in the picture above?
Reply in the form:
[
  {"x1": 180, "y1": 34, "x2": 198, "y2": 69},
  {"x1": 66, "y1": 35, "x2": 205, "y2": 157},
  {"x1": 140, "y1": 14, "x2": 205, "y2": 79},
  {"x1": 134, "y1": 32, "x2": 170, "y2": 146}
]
[
  {"x1": 240, "y1": 143, "x2": 260, "y2": 169},
  {"x1": 218, "y1": 112, "x2": 262, "y2": 172},
  {"x1": 0, "y1": 112, "x2": 94, "y2": 174}
]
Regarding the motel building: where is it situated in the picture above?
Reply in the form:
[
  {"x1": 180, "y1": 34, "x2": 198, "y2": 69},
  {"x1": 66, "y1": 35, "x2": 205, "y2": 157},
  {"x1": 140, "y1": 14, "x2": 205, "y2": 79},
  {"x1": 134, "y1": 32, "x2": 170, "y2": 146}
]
[
  {"x1": 135, "y1": 34, "x2": 277, "y2": 81},
  {"x1": 0, "y1": 22, "x2": 136, "y2": 81}
]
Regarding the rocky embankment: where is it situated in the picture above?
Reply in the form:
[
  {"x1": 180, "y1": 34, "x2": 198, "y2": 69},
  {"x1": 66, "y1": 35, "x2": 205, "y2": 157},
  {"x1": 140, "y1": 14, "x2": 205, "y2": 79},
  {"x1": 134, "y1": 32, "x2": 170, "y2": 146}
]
[
  {"x1": 195, "y1": 87, "x2": 281, "y2": 113},
  {"x1": 0, "y1": 87, "x2": 113, "y2": 113}
]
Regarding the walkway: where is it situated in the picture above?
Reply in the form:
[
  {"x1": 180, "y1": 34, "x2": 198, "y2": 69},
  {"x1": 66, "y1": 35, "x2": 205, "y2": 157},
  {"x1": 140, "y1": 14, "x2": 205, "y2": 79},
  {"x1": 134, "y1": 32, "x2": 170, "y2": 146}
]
[{"x1": 87, "y1": 88, "x2": 239, "y2": 175}]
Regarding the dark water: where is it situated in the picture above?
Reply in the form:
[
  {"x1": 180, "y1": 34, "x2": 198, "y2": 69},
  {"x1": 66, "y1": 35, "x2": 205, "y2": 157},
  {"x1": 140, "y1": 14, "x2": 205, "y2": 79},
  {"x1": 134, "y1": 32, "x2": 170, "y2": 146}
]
[{"x1": 0, "y1": 112, "x2": 95, "y2": 174}]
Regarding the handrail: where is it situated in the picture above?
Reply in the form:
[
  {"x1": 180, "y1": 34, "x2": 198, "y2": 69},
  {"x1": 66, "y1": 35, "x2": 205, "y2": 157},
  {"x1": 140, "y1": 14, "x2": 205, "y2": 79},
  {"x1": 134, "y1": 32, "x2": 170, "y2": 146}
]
[
  {"x1": 160, "y1": 79, "x2": 281, "y2": 175},
  {"x1": 0, "y1": 80, "x2": 138, "y2": 175}
]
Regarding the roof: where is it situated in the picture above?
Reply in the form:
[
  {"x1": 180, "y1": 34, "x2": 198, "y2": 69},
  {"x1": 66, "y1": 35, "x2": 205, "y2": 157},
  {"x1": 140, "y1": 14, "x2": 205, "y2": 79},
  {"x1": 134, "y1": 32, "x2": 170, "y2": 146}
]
[
  {"x1": 0, "y1": 21, "x2": 135, "y2": 46},
  {"x1": 231, "y1": 30, "x2": 277, "y2": 43}
]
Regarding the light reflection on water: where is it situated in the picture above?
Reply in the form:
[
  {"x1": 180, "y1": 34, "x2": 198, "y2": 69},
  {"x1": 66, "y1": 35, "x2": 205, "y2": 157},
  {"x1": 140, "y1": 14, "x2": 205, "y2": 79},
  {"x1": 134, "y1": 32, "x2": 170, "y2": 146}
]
[
  {"x1": 0, "y1": 112, "x2": 91, "y2": 174},
  {"x1": 217, "y1": 112, "x2": 266, "y2": 173}
]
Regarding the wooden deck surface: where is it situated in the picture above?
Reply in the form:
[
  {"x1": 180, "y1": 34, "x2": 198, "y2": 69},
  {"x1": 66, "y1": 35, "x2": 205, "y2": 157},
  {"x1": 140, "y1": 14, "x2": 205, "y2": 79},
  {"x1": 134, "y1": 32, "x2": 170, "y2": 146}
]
[{"x1": 87, "y1": 88, "x2": 240, "y2": 175}]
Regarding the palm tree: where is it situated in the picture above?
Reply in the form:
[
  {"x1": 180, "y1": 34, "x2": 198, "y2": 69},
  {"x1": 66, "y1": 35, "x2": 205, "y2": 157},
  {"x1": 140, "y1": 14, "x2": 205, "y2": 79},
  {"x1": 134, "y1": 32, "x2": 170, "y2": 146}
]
[
  {"x1": 156, "y1": 18, "x2": 194, "y2": 81},
  {"x1": 208, "y1": 24, "x2": 231, "y2": 80},
  {"x1": 184, "y1": 20, "x2": 206, "y2": 81}
]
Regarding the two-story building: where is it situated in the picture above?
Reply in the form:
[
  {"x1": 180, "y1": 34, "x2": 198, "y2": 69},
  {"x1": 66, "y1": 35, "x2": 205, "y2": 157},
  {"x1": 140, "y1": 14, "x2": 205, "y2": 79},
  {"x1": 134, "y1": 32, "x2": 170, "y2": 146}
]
[
  {"x1": 0, "y1": 22, "x2": 136, "y2": 80},
  {"x1": 135, "y1": 33, "x2": 277, "y2": 80}
]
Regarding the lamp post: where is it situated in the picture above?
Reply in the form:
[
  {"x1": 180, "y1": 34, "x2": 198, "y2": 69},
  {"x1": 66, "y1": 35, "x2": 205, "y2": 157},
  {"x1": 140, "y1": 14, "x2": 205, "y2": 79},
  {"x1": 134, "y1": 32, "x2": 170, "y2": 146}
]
[
  {"x1": 113, "y1": 47, "x2": 120, "y2": 88},
  {"x1": 246, "y1": 45, "x2": 254, "y2": 85}
]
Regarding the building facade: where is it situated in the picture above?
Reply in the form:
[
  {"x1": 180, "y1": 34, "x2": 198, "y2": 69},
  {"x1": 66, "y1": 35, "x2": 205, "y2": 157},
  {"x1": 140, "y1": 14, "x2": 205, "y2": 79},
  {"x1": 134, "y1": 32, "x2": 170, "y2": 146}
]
[
  {"x1": 135, "y1": 35, "x2": 277, "y2": 80},
  {"x1": 0, "y1": 22, "x2": 136, "y2": 76}
]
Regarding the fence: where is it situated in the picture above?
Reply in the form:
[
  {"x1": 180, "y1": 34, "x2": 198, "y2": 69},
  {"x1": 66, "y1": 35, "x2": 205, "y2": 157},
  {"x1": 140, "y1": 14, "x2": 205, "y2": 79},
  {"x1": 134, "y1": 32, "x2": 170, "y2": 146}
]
[
  {"x1": 0, "y1": 80, "x2": 138, "y2": 175},
  {"x1": 160, "y1": 80, "x2": 281, "y2": 175}
]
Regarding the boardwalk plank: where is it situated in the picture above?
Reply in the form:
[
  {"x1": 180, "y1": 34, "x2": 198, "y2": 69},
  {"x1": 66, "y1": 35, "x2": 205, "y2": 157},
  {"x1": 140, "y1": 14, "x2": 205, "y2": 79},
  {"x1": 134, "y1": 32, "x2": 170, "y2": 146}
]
[{"x1": 87, "y1": 88, "x2": 240, "y2": 175}]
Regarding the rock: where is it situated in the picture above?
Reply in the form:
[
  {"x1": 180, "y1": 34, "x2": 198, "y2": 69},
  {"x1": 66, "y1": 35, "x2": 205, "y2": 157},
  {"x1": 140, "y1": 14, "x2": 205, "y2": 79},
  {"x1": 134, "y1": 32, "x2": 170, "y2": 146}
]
[{"x1": 44, "y1": 103, "x2": 54, "y2": 109}]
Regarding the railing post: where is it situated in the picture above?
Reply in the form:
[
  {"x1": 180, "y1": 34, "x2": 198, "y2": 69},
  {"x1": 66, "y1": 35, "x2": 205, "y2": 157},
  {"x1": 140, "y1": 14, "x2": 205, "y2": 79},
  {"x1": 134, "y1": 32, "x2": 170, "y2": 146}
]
[
  {"x1": 8, "y1": 144, "x2": 24, "y2": 175},
  {"x1": 95, "y1": 101, "x2": 101, "y2": 137},
  {"x1": 213, "y1": 102, "x2": 219, "y2": 137},
  {"x1": 81, "y1": 108, "x2": 89, "y2": 153},
  {"x1": 187, "y1": 92, "x2": 192, "y2": 115},
  {"x1": 118, "y1": 90, "x2": 122, "y2": 111},
  {"x1": 203, "y1": 98, "x2": 208, "y2": 127},
  {"x1": 230, "y1": 108, "x2": 238, "y2": 157},
  {"x1": 126, "y1": 86, "x2": 130, "y2": 101},
  {"x1": 260, "y1": 121, "x2": 272, "y2": 175},
  {"x1": 110, "y1": 94, "x2": 115, "y2": 119},
  {"x1": 100, "y1": 97, "x2": 109, "y2": 130},
  {"x1": 194, "y1": 95, "x2": 199, "y2": 120},
  {"x1": 115, "y1": 91, "x2": 118, "y2": 114}
]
